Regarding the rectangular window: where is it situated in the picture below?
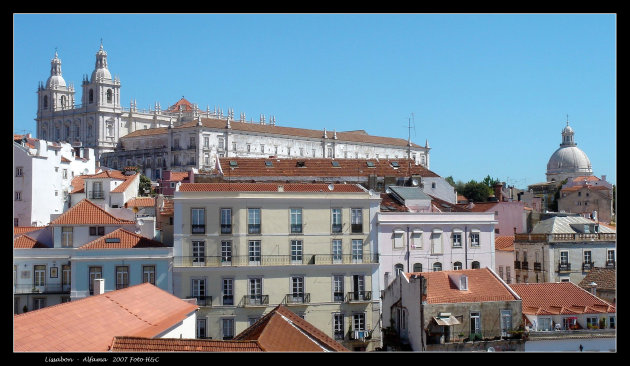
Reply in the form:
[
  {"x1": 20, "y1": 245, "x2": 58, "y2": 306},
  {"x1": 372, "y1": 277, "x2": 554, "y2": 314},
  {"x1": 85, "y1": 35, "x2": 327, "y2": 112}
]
[
  {"x1": 352, "y1": 275, "x2": 366, "y2": 300},
  {"x1": 248, "y1": 208, "x2": 261, "y2": 234},
  {"x1": 500, "y1": 310, "x2": 512, "y2": 337},
  {"x1": 221, "y1": 241, "x2": 232, "y2": 264},
  {"x1": 560, "y1": 251, "x2": 569, "y2": 264},
  {"x1": 220, "y1": 208, "x2": 232, "y2": 234},
  {"x1": 218, "y1": 137, "x2": 224, "y2": 150},
  {"x1": 351, "y1": 208, "x2": 363, "y2": 233},
  {"x1": 61, "y1": 227, "x2": 73, "y2": 247},
  {"x1": 192, "y1": 278, "x2": 206, "y2": 301},
  {"x1": 499, "y1": 266, "x2": 504, "y2": 280},
  {"x1": 193, "y1": 241, "x2": 205, "y2": 265},
  {"x1": 291, "y1": 240, "x2": 303, "y2": 263},
  {"x1": 116, "y1": 266, "x2": 129, "y2": 290},
  {"x1": 470, "y1": 232, "x2": 480, "y2": 247},
  {"x1": 393, "y1": 231, "x2": 404, "y2": 249},
  {"x1": 452, "y1": 232, "x2": 462, "y2": 248},
  {"x1": 352, "y1": 239, "x2": 363, "y2": 263},
  {"x1": 62, "y1": 264, "x2": 71, "y2": 292},
  {"x1": 333, "y1": 275, "x2": 344, "y2": 302},
  {"x1": 291, "y1": 276, "x2": 305, "y2": 302},
  {"x1": 191, "y1": 208, "x2": 205, "y2": 234},
  {"x1": 143, "y1": 265, "x2": 155, "y2": 285},
  {"x1": 34, "y1": 265, "x2": 46, "y2": 289},
  {"x1": 222, "y1": 318, "x2": 234, "y2": 340},
  {"x1": 248, "y1": 278, "x2": 263, "y2": 305},
  {"x1": 232, "y1": 142, "x2": 237, "y2": 151},
  {"x1": 222, "y1": 278, "x2": 234, "y2": 305},
  {"x1": 470, "y1": 311, "x2": 481, "y2": 337},
  {"x1": 431, "y1": 232, "x2": 443, "y2": 254},
  {"x1": 353, "y1": 313, "x2": 366, "y2": 331},
  {"x1": 88, "y1": 266, "x2": 102, "y2": 295},
  {"x1": 290, "y1": 208, "x2": 303, "y2": 233},
  {"x1": 197, "y1": 318, "x2": 207, "y2": 339},
  {"x1": 331, "y1": 208, "x2": 342, "y2": 233},
  {"x1": 610, "y1": 316, "x2": 615, "y2": 329},
  {"x1": 260, "y1": 144, "x2": 265, "y2": 154},
  {"x1": 538, "y1": 317, "x2": 552, "y2": 331},
  {"x1": 584, "y1": 250, "x2": 592, "y2": 263},
  {"x1": 333, "y1": 314, "x2": 345, "y2": 340},
  {"x1": 33, "y1": 297, "x2": 46, "y2": 310},
  {"x1": 15, "y1": 191, "x2": 22, "y2": 201},
  {"x1": 249, "y1": 240, "x2": 261, "y2": 265},
  {"x1": 332, "y1": 240, "x2": 343, "y2": 264},
  {"x1": 203, "y1": 136, "x2": 209, "y2": 148},
  {"x1": 411, "y1": 231, "x2": 422, "y2": 248},
  {"x1": 505, "y1": 266, "x2": 511, "y2": 284},
  {"x1": 16, "y1": 167, "x2": 23, "y2": 177}
]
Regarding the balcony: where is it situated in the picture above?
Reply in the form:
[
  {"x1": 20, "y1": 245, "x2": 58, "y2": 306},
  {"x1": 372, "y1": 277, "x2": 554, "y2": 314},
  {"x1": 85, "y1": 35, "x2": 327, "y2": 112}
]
[
  {"x1": 349, "y1": 329, "x2": 370, "y2": 341},
  {"x1": 515, "y1": 233, "x2": 616, "y2": 243},
  {"x1": 174, "y1": 254, "x2": 379, "y2": 268},
  {"x1": 89, "y1": 191, "x2": 105, "y2": 199},
  {"x1": 283, "y1": 293, "x2": 310, "y2": 305},
  {"x1": 241, "y1": 295, "x2": 269, "y2": 307},
  {"x1": 514, "y1": 261, "x2": 521, "y2": 270},
  {"x1": 351, "y1": 224, "x2": 363, "y2": 234},
  {"x1": 290, "y1": 224, "x2": 302, "y2": 234},
  {"x1": 521, "y1": 261, "x2": 529, "y2": 271},
  {"x1": 606, "y1": 260, "x2": 615, "y2": 269},
  {"x1": 346, "y1": 291, "x2": 372, "y2": 302},
  {"x1": 582, "y1": 261, "x2": 594, "y2": 272},
  {"x1": 191, "y1": 224, "x2": 205, "y2": 234},
  {"x1": 331, "y1": 224, "x2": 342, "y2": 234},
  {"x1": 220, "y1": 224, "x2": 232, "y2": 234},
  {"x1": 248, "y1": 224, "x2": 261, "y2": 235},
  {"x1": 558, "y1": 262, "x2": 571, "y2": 273},
  {"x1": 14, "y1": 284, "x2": 70, "y2": 294},
  {"x1": 533, "y1": 262, "x2": 542, "y2": 272},
  {"x1": 187, "y1": 295, "x2": 212, "y2": 306}
]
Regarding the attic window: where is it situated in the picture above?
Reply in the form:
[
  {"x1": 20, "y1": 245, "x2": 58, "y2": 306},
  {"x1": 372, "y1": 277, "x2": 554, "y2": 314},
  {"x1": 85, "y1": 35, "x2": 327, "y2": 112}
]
[
  {"x1": 331, "y1": 161, "x2": 340, "y2": 167},
  {"x1": 105, "y1": 238, "x2": 121, "y2": 243},
  {"x1": 391, "y1": 161, "x2": 400, "y2": 168},
  {"x1": 366, "y1": 161, "x2": 375, "y2": 168},
  {"x1": 296, "y1": 161, "x2": 306, "y2": 167},
  {"x1": 265, "y1": 161, "x2": 273, "y2": 167},
  {"x1": 460, "y1": 275, "x2": 468, "y2": 290},
  {"x1": 229, "y1": 161, "x2": 238, "y2": 167}
]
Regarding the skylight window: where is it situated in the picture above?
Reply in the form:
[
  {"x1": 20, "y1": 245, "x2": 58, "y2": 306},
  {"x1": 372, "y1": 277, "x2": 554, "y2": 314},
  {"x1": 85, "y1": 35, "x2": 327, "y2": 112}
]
[
  {"x1": 391, "y1": 161, "x2": 400, "y2": 168},
  {"x1": 105, "y1": 238, "x2": 121, "y2": 243},
  {"x1": 229, "y1": 161, "x2": 238, "y2": 167},
  {"x1": 366, "y1": 161, "x2": 375, "y2": 168},
  {"x1": 331, "y1": 161, "x2": 340, "y2": 167},
  {"x1": 265, "y1": 161, "x2": 273, "y2": 167},
  {"x1": 296, "y1": 161, "x2": 306, "y2": 167}
]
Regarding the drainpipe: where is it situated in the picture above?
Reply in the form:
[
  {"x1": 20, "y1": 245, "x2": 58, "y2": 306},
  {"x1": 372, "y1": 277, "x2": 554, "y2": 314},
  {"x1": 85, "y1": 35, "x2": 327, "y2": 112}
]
[
  {"x1": 465, "y1": 226, "x2": 468, "y2": 269},
  {"x1": 406, "y1": 226, "x2": 410, "y2": 272}
]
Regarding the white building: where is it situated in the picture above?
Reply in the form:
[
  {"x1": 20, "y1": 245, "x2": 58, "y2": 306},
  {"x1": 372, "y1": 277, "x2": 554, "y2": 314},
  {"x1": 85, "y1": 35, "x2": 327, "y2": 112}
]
[
  {"x1": 377, "y1": 186, "x2": 497, "y2": 291},
  {"x1": 13, "y1": 134, "x2": 96, "y2": 226}
]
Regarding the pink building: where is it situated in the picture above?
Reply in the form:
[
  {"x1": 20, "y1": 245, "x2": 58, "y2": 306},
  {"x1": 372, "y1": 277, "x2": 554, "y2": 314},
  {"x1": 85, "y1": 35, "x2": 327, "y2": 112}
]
[{"x1": 157, "y1": 170, "x2": 194, "y2": 196}]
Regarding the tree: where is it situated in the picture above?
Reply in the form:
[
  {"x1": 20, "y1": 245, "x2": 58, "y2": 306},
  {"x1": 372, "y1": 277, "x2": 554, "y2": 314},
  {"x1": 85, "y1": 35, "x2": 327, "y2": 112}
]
[
  {"x1": 460, "y1": 180, "x2": 493, "y2": 202},
  {"x1": 139, "y1": 174, "x2": 153, "y2": 196}
]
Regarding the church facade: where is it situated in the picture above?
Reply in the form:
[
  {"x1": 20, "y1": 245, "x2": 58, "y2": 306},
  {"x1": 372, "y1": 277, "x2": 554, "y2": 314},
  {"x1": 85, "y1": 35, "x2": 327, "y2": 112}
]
[{"x1": 35, "y1": 44, "x2": 431, "y2": 180}]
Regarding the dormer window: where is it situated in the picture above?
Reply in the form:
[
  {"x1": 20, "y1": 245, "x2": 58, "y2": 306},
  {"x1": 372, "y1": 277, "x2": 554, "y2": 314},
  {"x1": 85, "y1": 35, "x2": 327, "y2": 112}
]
[{"x1": 460, "y1": 275, "x2": 468, "y2": 290}]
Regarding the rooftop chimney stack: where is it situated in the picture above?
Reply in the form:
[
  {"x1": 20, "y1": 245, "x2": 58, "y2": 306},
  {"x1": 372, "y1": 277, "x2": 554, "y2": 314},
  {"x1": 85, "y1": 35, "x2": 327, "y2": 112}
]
[{"x1": 93, "y1": 278, "x2": 105, "y2": 295}]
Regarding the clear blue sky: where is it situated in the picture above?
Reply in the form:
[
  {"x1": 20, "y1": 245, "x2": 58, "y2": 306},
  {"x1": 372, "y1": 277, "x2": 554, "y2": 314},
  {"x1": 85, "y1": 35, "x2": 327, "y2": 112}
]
[{"x1": 13, "y1": 14, "x2": 616, "y2": 187}]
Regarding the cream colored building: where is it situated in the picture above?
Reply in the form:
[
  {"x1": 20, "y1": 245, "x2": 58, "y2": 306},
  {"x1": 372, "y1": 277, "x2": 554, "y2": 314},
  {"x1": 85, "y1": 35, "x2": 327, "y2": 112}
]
[{"x1": 172, "y1": 182, "x2": 382, "y2": 351}]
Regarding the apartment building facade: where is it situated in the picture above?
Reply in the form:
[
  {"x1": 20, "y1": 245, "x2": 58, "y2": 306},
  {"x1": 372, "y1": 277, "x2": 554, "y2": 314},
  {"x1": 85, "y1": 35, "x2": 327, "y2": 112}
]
[{"x1": 172, "y1": 182, "x2": 382, "y2": 351}]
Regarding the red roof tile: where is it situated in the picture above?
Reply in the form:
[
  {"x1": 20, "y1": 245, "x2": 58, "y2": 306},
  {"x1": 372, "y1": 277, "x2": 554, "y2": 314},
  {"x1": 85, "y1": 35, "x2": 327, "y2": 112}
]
[
  {"x1": 14, "y1": 283, "x2": 199, "y2": 352},
  {"x1": 578, "y1": 268, "x2": 616, "y2": 291},
  {"x1": 125, "y1": 197, "x2": 155, "y2": 208},
  {"x1": 110, "y1": 336, "x2": 263, "y2": 352},
  {"x1": 49, "y1": 199, "x2": 136, "y2": 226},
  {"x1": 510, "y1": 282, "x2": 615, "y2": 315},
  {"x1": 14, "y1": 235, "x2": 49, "y2": 249},
  {"x1": 178, "y1": 182, "x2": 366, "y2": 193},
  {"x1": 78, "y1": 228, "x2": 166, "y2": 250},
  {"x1": 111, "y1": 173, "x2": 139, "y2": 193},
  {"x1": 406, "y1": 268, "x2": 518, "y2": 304},
  {"x1": 495, "y1": 236, "x2": 515, "y2": 251},
  {"x1": 234, "y1": 305, "x2": 349, "y2": 352},
  {"x1": 13, "y1": 226, "x2": 44, "y2": 236}
]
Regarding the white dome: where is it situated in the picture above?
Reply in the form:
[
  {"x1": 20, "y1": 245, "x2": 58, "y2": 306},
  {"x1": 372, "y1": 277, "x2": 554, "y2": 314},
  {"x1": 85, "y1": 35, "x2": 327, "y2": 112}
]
[
  {"x1": 46, "y1": 74, "x2": 66, "y2": 88},
  {"x1": 91, "y1": 67, "x2": 112, "y2": 81},
  {"x1": 546, "y1": 145, "x2": 592, "y2": 176}
]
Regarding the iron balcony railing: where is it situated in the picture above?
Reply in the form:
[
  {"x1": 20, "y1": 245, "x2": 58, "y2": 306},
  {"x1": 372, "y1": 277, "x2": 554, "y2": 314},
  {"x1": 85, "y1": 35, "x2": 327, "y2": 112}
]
[
  {"x1": 558, "y1": 262, "x2": 571, "y2": 272},
  {"x1": 582, "y1": 261, "x2": 594, "y2": 272},
  {"x1": 332, "y1": 224, "x2": 343, "y2": 233},
  {"x1": 349, "y1": 329, "x2": 370, "y2": 341},
  {"x1": 241, "y1": 295, "x2": 269, "y2": 307},
  {"x1": 14, "y1": 284, "x2": 70, "y2": 294},
  {"x1": 515, "y1": 233, "x2": 616, "y2": 242},
  {"x1": 174, "y1": 254, "x2": 378, "y2": 267},
  {"x1": 606, "y1": 260, "x2": 616, "y2": 269},
  {"x1": 346, "y1": 291, "x2": 372, "y2": 302},
  {"x1": 89, "y1": 191, "x2": 105, "y2": 199},
  {"x1": 283, "y1": 293, "x2": 310, "y2": 305},
  {"x1": 533, "y1": 262, "x2": 542, "y2": 272},
  {"x1": 191, "y1": 224, "x2": 205, "y2": 234},
  {"x1": 220, "y1": 224, "x2": 232, "y2": 234},
  {"x1": 187, "y1": 295, "x2": 212, "y2": 306},
  {"x1": 351, "y1": 224, "x2": 363, "y2": 233},
  {"x1": 514, "y1": 261, "x2": 521, "y2": 270},
  {"x1": 521, "y1": 261, "x2": 529, "y2": 271}
]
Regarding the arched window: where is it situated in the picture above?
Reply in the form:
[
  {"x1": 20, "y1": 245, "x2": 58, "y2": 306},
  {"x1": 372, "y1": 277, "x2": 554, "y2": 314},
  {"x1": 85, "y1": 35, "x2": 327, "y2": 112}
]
[
  {"x1": 61, "y1": 95, "x2": 66, "y2": 108},
  {"x1": 413, "y1": 263, "x2": 423, "y2": 272},
  {"x1": 453, "y1": 261, "x2": 463, "y2": 270},
  {"x1": 107, "y1": 89, "x2": 112, "y2": 103},
  {"x1": 471, "y1": 261, "x2": 480, "y2": 269},
  {"x1": 89, "y1": 89, "x2": 94, "y2": 103},
  {"x1": 43, "y1": 96, "x2": 48, "y2": 109},
  {"x1": 394, "y1": 263, "x2": 404, "y2": 276},
  {"x1": 433, "y1": 262, "x2": 442, "y2": 272}
]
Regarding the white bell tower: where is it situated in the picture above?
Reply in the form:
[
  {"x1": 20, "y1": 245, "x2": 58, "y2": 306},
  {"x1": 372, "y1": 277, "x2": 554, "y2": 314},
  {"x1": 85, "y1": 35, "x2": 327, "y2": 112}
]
[{"x1": 36, "y1": 50, "x2": 75, "y2": 141}]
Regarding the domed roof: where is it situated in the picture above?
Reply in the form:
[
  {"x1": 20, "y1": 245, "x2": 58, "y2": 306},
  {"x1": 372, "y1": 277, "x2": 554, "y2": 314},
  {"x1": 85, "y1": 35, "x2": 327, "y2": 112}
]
[
  {"x1": 90, "y1": 43, "x2": 112, "y2": 82},
  {"x1": 46, "y1": 74, "x2": 67, "y2": 88},
  {"x1": 46, "y1": 51, "x2": 66, "y2": 88},
  {"x1": 91, "y1": 67, "x2": 112, "y2": 81},
  {"x1": 546, "y1": 145, "x2": 592, "y2": 175}
]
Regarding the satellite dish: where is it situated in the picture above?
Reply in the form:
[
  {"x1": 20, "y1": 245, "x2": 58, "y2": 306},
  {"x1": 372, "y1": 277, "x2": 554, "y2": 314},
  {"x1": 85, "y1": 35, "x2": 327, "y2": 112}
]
[
  {"x1": 385, "y1": 187, "x2": 392, "y2": 194},
  {"x1": 411, "y1": 178, "x2": 419, "y2": 186},
  {"x1": 487, "y1": 347, "x2": 495, "y2": 352},
  {"x1": 328, "y1": 184, "x2": 334, "y2": 191}
]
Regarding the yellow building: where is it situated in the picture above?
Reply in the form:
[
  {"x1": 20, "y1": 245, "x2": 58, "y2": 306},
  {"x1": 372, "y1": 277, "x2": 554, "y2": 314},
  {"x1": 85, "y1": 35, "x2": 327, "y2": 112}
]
[{"x1": 173, "y1": 182, "x2": 382, "y2": 351}]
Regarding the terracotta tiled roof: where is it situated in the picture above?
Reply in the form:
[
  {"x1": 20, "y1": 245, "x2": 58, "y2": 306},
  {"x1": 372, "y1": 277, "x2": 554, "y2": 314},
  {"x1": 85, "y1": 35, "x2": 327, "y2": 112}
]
[
  {"x1": 429, "y1": 194, "x2": 471, "y2": 212},
  {"x1": 571, "y1": 176, "x2": 602, "y2": 183},
  {"x1": 578, "y1": 268, "x2": 616, "y2": 291},
  {"x1": 125, "y1": 197, "x2": 155, "y2": 208},
  {"x1": 49, "y1": 199, "x2": 136, "y2": 226},
  {"x1": 110, "y1": 336, "x2": 263, "y2": 352},
  {"x1": 13, "y1": 234, "x2": 49, "y2": 249},
  {"x1": 380, "y1": 192, "x2": 409, "y2": 212},
  {"x1": 217, "y1": 157, "x2": 439, "y2": 178},
  {"x1": 13, "y1": 226, "x2": 44, "y2": 236},
  {"x1": 495, "y1": 235, "x2": 515, "y2": 251},
  {"x1": 510, "y1": 282, "x2": 615, "y2": 315},
  {"x1": 561, "y1": 185, "x2": 611, "y2": 193},
  {"x1": 466, "y1": 201, "x2": 499, "y2": 212},
  {"x1": 165, "y1": 97, "x2": 195, "y2": 112},
  {"x1": 234, "y1": 305, "x2": 349, "y2": 352},
  {"x1": 111, "y1": 173, "x2": 139, "y2": 193},
  {"x1": 405, "y1": 268, "x2": 519, "y2": 304},
  {"x1": 85, "y1": 169, "x2": 128, "y2": 180},
  {"x1": 123, "y1": 117, "x2": 424, "y2": 148},
  {"x1": 167, "y1": 171, "x2": 189, "y2": 182},
  {"x1": 78, "y1": 228, "x2": 167, "y2": 250},
  {"x1": 13, "y1": 283, "x2": 199, "y2": 352},
  {"x1": 178, "y1": 182, "x2": 366, "y2": 193},
  {"x1": 70, "y1": 175, "x2": 86, "y2": 193},
  {"x1": 159, "y1": 198, "x2": 174, "y2": 215},
  {"x1": 60, "y1": 156, "x2": 71, "y2": 163}
]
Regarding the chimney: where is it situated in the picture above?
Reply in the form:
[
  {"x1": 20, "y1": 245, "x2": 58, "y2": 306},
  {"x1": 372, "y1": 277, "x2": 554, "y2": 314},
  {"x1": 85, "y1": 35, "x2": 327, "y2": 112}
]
[
  {"x1": 601, "y1": 175, "x2": 606, "y2": 182},
  {"x1": 493, "y1": 183, "x2": 504, "y2": 202},
  {"x1": 93, "y1": 278, "x2": 105, "y2": 295}
]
